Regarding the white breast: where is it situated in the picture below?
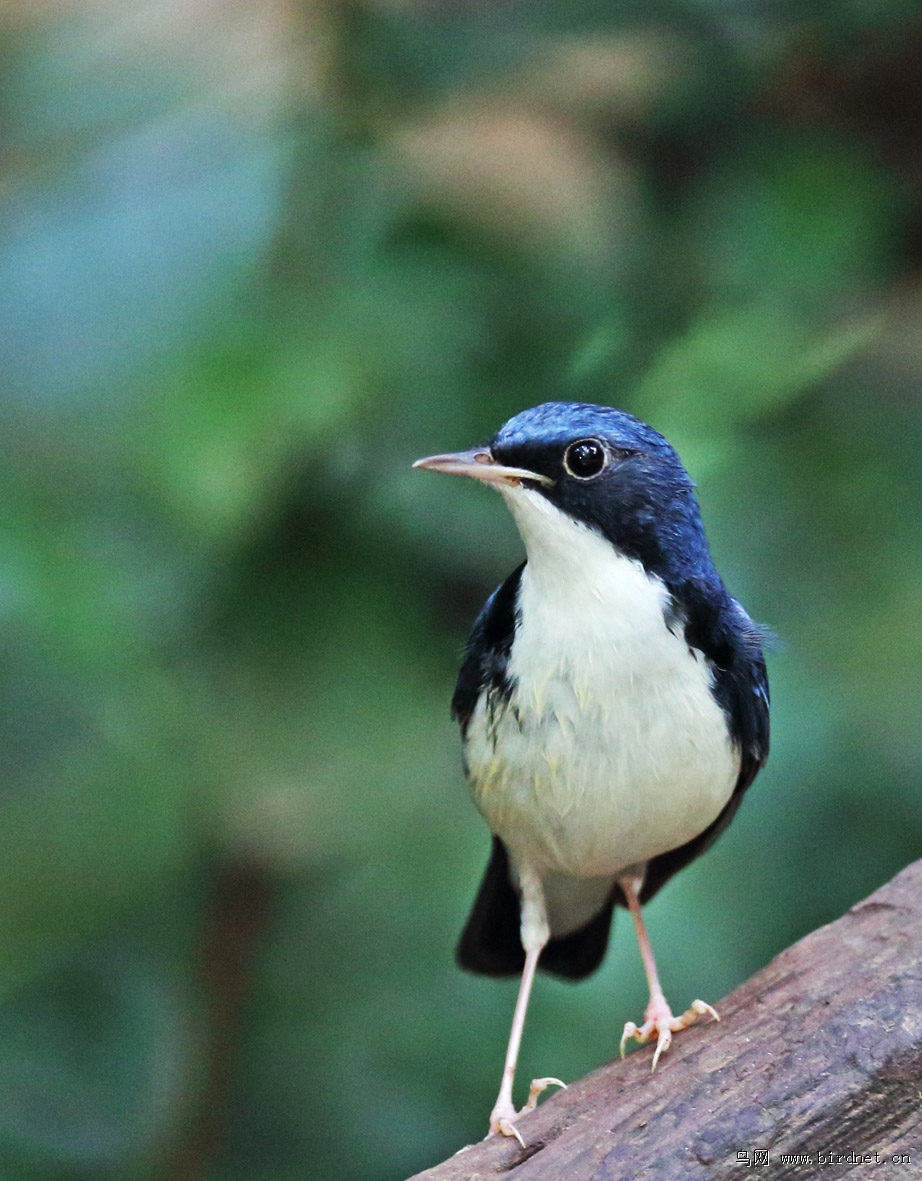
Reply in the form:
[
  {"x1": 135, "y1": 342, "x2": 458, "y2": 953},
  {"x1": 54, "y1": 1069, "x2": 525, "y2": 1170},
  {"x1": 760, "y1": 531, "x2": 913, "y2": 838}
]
[{"x1": 463, "y1": 486, "x2": 739, "y2": 905}]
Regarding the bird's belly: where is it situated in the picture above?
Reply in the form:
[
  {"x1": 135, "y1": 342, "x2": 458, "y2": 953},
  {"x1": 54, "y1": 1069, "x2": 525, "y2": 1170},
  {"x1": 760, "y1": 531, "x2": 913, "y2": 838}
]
[{"x1": 464, "y1": 656, "x2": 739, "y2": 881}]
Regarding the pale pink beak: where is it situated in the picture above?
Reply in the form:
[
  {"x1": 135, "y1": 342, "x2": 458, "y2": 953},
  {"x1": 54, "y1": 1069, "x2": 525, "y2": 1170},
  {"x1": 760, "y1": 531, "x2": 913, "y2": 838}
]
[{"x1": 412, "y1": 448, "x2": 551, "y2": 487}]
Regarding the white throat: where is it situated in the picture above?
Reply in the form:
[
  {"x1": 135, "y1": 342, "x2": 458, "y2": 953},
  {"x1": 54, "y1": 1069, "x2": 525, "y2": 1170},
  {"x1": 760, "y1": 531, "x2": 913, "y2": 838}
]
[{"x1": 499, "y1": 483, "x2": 672, "y2": 650}]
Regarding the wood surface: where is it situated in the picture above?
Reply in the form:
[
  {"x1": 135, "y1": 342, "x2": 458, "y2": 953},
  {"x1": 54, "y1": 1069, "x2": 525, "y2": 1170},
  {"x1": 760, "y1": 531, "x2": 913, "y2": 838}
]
[{"x1": 409, "y1": 860, "x2": 922, "y2": 1180}]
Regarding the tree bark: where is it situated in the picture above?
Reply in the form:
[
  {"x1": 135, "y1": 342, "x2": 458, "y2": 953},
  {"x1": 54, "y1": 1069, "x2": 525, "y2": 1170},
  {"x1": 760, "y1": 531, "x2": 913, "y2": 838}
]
[{"x1": 410, "y1": 860, "x2": 922, "y2": 1180}]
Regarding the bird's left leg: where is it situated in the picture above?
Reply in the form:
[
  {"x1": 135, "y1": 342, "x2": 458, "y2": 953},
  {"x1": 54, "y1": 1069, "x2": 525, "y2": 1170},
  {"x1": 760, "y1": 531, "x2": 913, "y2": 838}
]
[
  {"x1": 487, "y1": 866, "x2": 565, "y2": 1144},
  {"x1": 618, "y1": 871, "x2": 718, "y2": 1070}
]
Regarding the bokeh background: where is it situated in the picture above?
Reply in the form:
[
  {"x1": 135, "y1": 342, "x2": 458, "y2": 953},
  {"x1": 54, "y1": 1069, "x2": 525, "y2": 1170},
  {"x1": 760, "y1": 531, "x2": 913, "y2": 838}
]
[{"x1": 1, "y1": 1, "x2": 922, "y2": 1178}]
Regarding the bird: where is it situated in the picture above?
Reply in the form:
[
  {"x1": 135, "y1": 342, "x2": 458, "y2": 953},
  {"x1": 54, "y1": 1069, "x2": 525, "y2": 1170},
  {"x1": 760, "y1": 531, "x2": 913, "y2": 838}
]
[{"x1": 413, "y1": 402, "x2": 770, "y2": 1143}]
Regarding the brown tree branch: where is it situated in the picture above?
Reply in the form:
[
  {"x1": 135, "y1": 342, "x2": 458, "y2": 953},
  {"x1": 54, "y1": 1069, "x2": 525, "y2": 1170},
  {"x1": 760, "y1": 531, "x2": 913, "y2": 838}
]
[
  {"x1": 410, "y1": 860, "x2": 922, "y2": 1180},
  {"x1": 164, "y1": 859, "x2": 277, "y2": 1181}
]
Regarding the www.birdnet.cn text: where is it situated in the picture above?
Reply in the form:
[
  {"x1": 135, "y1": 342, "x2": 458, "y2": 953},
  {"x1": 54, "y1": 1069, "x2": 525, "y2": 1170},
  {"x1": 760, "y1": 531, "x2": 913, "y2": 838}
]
[{"x1": 736, "y1": 1150, "x2": 913, "y2": 1168}]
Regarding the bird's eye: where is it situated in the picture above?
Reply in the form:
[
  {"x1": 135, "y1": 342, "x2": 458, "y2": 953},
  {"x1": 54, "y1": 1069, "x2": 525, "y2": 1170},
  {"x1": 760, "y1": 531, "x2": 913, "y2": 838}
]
[{"x1": 563, "y1": 438, "x2": 608, "y2": 480}]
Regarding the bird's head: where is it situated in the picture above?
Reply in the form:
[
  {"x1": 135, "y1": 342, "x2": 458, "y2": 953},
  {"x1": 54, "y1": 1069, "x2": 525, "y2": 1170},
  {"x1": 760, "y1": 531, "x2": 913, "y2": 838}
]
[{"x1": 414, "y1": 402, "x2": 713, "y2": 583}]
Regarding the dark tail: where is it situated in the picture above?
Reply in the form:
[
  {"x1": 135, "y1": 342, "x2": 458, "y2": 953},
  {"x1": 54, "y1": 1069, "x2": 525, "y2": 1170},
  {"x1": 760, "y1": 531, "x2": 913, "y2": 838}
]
[{"x1": 456, "y1": 837, "x2": 616, "y2": 981}]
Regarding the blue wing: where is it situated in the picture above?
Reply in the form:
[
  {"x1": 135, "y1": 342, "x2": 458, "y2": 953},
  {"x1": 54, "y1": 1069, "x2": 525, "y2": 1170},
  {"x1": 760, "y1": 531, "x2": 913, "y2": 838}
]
[
  {"x1": 451, "y1": 562, "x2": 523, "y2": 737},
  {"x1": 642, "y1": 590, "x2": 770, "y2": 901}
]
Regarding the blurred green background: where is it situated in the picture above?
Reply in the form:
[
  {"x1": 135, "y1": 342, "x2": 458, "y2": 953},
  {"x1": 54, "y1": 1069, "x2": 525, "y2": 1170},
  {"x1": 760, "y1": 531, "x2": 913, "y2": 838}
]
[{"x1": 1, "y1": 1, "x2": 921, "y2": 1177}]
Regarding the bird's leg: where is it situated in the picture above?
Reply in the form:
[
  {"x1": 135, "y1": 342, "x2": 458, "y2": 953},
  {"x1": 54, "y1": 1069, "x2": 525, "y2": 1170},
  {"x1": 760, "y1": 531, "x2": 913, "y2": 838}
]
[
  {"x1": 487, "y1": 867, "x2": 565, "y2": 1144},
  {"x1": 618, "y1": 871, "x2": 718, "y2": 1070}
]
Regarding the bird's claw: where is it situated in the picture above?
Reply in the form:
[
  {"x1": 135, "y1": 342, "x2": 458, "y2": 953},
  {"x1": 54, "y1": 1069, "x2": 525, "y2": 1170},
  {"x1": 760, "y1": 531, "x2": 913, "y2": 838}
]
[
  {"x1": 493, "y1": 1117, "x2": 526, "y2": 1148},
  {"x1": 620, "y1": 996, "x2": 718, "y2": 1069},
  {"x1": 488, "y1": 1077, "x2": 567, "y2": 1145},
  {"x1": 523, "y1": 1077, "x2": 567, "y2": 1113}
]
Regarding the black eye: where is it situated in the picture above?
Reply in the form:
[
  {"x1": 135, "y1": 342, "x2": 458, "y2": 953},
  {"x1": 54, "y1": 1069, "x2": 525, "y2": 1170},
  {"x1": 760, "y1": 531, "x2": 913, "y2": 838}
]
[{"x1": 563, "y1": 438, "x2": 608, "y2": 480}]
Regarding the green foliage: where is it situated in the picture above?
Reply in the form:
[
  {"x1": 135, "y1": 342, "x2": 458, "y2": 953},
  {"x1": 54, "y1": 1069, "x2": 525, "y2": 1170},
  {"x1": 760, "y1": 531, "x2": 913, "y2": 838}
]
[{"x1": 0, "y1": 2, "x2": 921, "y2": 1178}]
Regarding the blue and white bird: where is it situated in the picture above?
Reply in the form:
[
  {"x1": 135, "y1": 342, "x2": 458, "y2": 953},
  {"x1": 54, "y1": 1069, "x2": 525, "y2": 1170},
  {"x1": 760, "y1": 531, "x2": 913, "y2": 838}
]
[{"x1": 414, "y1": 402, "x2": 769, "y2": 1143}]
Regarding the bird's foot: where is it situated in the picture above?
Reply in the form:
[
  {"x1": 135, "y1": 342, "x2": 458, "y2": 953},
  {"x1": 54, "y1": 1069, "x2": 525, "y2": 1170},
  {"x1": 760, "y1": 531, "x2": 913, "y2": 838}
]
[
  {"x1": 488, "y1": 1077, "x2": 567, "y2": 1146},
  {"x1": 620, "y1": 995, "x2": 718, "y2": 1070}
]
